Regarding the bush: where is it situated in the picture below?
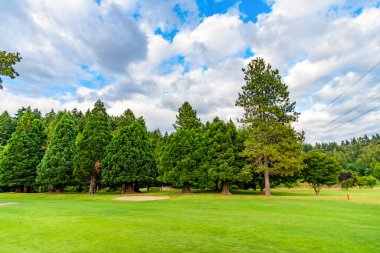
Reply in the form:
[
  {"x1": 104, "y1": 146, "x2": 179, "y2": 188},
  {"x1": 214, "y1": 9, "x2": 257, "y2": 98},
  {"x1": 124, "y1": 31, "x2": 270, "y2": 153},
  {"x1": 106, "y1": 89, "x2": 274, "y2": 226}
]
[
  {"x1": 148, "y1": 187, "x2": 161, "y2": 193},
  {"x1": 64, "y1": 186, "x2": 79, "y2": 192},
  {"x1": 341, "y1": 178, "x2": 355, "y2": 190},
  {"x1": 357, "y1": 176, "x2": 377, "y2": 188}
]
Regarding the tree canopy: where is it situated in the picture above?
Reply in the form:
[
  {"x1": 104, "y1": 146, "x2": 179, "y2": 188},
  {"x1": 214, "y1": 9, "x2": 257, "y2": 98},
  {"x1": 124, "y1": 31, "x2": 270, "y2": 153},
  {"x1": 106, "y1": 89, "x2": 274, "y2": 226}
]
[
  {"x1": 36, "y1": 113, "x2": 76, "y2": 192},
  {"x1": 74, "y1": 100, "x2": 112, "y2": 194},
  {"x1": 0, "y1": 51, "x2": 22, "y2": 90},
  {"x1": 302, "y1": 151, "x2": 342, "y2": 195},
  {"x1": 102, "y1": 121, "x2": 155, "y2": 193},
  {"x1": 173, "y1": 101, "x2": 202, "y2": 130},
  {"x1": 236, "y1": 57, "x2": 303, "y2": 196},
  {"x1": 160, "y1": 129, "x2": 206, "y2": 193},
  {"x1": 0, "y1": 109, "x2": 45, "y2": 192}
]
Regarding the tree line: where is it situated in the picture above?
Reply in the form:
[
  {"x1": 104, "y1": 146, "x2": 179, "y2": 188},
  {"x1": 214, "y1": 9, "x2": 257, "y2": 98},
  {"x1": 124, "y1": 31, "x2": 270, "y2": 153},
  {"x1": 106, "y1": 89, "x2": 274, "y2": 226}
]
[{"x1": 0, "y1": 58, "x2": 378, "y2": 195}]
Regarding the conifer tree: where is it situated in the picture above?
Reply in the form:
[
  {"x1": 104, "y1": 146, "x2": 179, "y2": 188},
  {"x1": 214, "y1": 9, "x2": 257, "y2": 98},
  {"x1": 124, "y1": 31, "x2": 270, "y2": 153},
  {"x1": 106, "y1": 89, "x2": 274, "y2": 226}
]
[
  {"x1": 36, "y1": 113, "x2": 76, "y2": 192},
  {"x1": 0, "y1": 109, "x2": 45, "y2": 192},
  {"x1": 74, "y1": 100, "x2": 111, "y2": 194},
  {"x1": 102, "y1": 121, "x2": 155, "y2": 193},
  {"x1": 235, "y1": 57, "x2": 303, "y2": 196},
  {"x1": 206, "y1": 117, "x2": 242, "y2": 194},
  {"x1": 173, "y1": 101, "x2": 202, "y2": 130},
  {"x1": 0, "y1": 111, "x2": 16, "y2": 146},
  {"x1": 160, "y1": 129, "x2": 206, "y2": 193}
]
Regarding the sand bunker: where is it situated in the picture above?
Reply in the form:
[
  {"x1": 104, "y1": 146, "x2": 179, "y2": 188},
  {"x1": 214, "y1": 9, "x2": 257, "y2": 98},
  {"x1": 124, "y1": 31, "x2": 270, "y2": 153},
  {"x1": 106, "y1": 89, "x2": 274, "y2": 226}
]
[
  {"x1": 115, "y1": 196, "x2": 169, "y2": 201},
  {"x1": 0, "y1": 202, "x2": 18, "y2": 206}
]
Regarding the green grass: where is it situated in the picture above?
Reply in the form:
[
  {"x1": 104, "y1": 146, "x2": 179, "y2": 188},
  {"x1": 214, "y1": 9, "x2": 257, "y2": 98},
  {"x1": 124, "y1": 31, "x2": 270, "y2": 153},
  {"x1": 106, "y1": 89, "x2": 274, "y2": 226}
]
[{"x1": 0, "y1": 188, "x2": 379, "y2": 253}]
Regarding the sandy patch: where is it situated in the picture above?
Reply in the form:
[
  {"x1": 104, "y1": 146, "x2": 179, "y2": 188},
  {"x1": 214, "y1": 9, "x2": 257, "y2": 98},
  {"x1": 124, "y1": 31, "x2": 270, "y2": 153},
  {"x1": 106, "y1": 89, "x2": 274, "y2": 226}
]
[
  {"x1": 115, "y1": 196, "x2": 170, "y2": 201},
  {"x1": 0, "y1": 202, "x2": 18, "y2": 206}
]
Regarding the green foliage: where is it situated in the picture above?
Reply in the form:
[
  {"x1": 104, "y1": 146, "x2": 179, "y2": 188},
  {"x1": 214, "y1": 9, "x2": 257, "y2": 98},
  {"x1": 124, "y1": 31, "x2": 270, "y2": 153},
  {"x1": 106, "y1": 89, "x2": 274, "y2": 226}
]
[
  {"x1": 0, "y1": 51, "x2": 22, "y2": 89},
  {"x1": 205, "y1": 117, "x2": 244, "y2": 193},
  {"x1": 357, "y1": 175, "x2": 377, "y2": 188},
  {"x1": 160, "y1": 129, "x2": 206, "y2": 191},
  {"x1": 0, "y1": 109, "x2": 45, "y2": 190},
  {"x1": 73, "y1": 100, "x2": 111, "y2": 192},
  {"x1": 102, "y1": 121, "x2": 155, "y2": 188},
  {"x1": 302, "y1": 151, "x2": 342, "y2": 195},
  {"x1": 36, "y1": 113, "x2": 76, "y2": 190},
  {"x1": 0, "y1": 111, "x2": 16, "y2": 146},
  {"x1": 340, "y1": 178, "x2": 355, "y2": 190},
  {"x1": 173, "y1": 101, "x2": 202, "y2": 130},
  {"x1": 235, "y1": 57, "x2": 303, "y2": 195}
]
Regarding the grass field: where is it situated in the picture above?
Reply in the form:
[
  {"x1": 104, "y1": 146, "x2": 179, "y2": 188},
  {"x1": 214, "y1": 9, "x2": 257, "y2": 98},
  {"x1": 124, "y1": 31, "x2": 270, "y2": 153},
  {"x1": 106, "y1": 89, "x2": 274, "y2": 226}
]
[{"x1": 0, "y1": 188, "x2": 379, "y2": 253}]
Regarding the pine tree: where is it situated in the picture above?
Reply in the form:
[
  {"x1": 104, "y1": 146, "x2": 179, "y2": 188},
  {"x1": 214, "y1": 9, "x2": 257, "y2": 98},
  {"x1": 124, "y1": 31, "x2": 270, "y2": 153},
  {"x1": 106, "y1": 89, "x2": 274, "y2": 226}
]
[
  {"x1": 36, "y1": 113, "x2": 76, "y2": 192},
  {"x1": 102, "y1": 121, "x2": 155, "y2": 193},
  {"x1": 235, "y1": 57, "x2": 303, "y2": 196},
  {"x1": 173, "y1": 101, "x2": 202, "y2": 130},
  {"x1": 160, "y1": 129, "x2": 206, "y2": 193},
  {"x1": 74, "y1": 100, "x2": 112, "y2": 194},
  {"x1": 206, "y1": 117, "x2": 243, "y2": 194},
  {"x1": 0, "y1": 111, "x2": 16, "y2": 146},
  {"x1": 0, "y1": 109, "x2": 45, "y2": 192}
]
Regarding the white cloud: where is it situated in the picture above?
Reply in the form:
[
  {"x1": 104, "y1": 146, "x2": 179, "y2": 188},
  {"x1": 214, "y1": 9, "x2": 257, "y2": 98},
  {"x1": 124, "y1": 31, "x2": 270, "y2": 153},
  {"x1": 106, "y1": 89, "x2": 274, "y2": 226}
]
[{"x1": 1, "y1": 0, "x2": 380, "y2": 143}]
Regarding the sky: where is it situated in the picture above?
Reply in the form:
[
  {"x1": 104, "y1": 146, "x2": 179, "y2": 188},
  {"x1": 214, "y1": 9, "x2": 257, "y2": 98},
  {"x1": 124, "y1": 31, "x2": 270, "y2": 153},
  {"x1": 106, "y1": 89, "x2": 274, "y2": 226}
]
[{"x1": 0, "y1": 0, "x2": 379, "y2": 144}]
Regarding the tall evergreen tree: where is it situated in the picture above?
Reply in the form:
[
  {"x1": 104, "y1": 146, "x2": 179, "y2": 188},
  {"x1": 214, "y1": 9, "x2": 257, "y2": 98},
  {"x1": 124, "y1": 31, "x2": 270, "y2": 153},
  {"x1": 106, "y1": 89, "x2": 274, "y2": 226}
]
[
  {"x1": 0, "y1": 111, "x2": 16, "y2": 146},
  {"x1": 102, "y1": 121, "x2": 155, "y2": 193},
  {"x1": 173, "y1": 101, "x2": 202, "y2": 130},
  {"x1": 0, "y1": 109, "x2": 45, "y2": 192},
  {"x1": 206, "y1": 117, "x2": 243, "y2": 194},
  {"x1": 74, "y1": 100, "x2": 112, "y2": 194},
  {"x1": 36, "y1": 113, "x2": 76, "y2": 192},
  {"x1": 160, "y1": 129, "x2": 206, "y2": 193},
  {"x1": 235, "y1": 57, "x2": 303, "y2": 196}
]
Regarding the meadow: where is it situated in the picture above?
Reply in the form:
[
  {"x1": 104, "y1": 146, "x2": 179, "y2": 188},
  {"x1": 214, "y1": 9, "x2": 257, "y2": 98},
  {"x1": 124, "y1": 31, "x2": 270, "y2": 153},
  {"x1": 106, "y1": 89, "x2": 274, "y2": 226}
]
[{"x1": 0, "y1": 187, "x2": 379, "y2": 253}]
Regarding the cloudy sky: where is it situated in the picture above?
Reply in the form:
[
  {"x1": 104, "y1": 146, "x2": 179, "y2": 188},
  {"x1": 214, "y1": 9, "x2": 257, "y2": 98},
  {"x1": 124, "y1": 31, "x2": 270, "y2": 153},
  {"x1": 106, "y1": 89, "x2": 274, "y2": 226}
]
[{"x1": 0, "y1": 0, "x2": 379, "y2": 143}]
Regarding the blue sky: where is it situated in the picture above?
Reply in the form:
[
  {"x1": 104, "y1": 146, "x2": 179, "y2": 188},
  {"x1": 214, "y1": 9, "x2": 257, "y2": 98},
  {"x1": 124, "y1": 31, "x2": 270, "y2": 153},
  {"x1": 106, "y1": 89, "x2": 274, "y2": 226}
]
[{"x1": 0, "y1": 0, "x2": 380, "y2": 143}]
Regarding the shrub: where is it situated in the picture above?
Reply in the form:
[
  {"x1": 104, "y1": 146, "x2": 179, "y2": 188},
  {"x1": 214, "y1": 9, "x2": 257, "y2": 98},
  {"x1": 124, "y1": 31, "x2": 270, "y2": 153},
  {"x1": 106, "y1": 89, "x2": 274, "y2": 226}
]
[
  {"x1": 357, "y1": 176, "x2": 377, "y2": 188},
  {"x1": 341, "y1": 178, "x2": 355, "y2": 190}
]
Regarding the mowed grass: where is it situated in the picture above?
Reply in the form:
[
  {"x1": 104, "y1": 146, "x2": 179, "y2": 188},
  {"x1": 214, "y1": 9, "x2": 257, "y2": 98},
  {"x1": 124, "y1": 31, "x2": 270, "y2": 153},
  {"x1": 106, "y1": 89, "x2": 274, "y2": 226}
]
[{"x1": 0, "y1": 188, "x2": 379, "y2": 253}]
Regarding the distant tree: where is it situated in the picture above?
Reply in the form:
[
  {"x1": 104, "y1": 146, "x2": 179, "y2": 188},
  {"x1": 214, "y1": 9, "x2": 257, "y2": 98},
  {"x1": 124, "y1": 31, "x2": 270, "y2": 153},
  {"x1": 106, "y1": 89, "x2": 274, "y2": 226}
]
[
  {"x1": 206, "y1": 117, "x2": 242, "y2": 194},
  {"x1": 173, "y1": 101, "x2": 202, "y2": 130},
  {"x1": 102, "y1": 121, "x2": 155, "y2": 193},
  {"x1": 0, "y1": 111, "x2": 16, "y2": 146},
  {"x1": 160, "y1": 129, "x2": 206, "y2": 193},
  {"x1": 149, "y1": 128, "x2": 163, "y2": 184},
  {"x1": 0, "y1": 51, "x2": 22, "y2": 90},
  {"x1": 74, "y1": 100, "x2": 112, "y2": 194},
  {"x1": 0, "y1": 109, "x2": 45, "y2": 192},
  {"x1": 302, "y1": 151, "x2": 342, "y2": 195},
  {"x1": 115, "y1": 109, "x2": 136, "y2": 130},
  {"x1": 36, "y1": 113, "x2": 76, "y2": 192},
  {"x1": 235, "y1": 57, "x2": 303, "y2": 196}
]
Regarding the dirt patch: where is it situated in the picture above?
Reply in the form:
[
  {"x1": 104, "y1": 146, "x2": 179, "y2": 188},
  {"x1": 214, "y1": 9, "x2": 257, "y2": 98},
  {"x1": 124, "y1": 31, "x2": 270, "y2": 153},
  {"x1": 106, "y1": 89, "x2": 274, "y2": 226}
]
[
  {"x1": 115, "y1": 196, "x2": 170, "y2": 201},
  {"x1": 0, "y1": 202, "x2": 18, "y2": 206}
]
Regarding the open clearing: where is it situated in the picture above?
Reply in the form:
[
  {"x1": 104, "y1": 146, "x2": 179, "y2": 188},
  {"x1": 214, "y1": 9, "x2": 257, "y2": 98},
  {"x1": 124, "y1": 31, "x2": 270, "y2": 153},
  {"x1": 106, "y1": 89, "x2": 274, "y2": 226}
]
[{"x1": 0, "y1": 188, "x2": 379, "y2": 253}]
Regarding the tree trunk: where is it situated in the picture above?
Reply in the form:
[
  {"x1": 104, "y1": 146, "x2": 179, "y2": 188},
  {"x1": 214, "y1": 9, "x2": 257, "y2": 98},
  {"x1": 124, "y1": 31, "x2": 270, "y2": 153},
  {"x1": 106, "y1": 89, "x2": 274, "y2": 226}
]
[
  {"x1": 259, "y1": 183, "x2": 264, "y2": 194},
  {"x1": 122, "y1": 183, "x2": 126, "y2": 194},
  {"x1": 221, "y1": 181, "x2": 231, "y2": 195},
  {"x1": 89, "y1": 174, "x2": 96, "y2": 194},
  {"x1": 133, "y1": 182, "x2": 141, "y2": 193},
  {"x1": 125, "y1": 183, "x2": 135, "y2": 193},
  {"x1": 15, "y1": 186, "x2": 24, "y2": 193},
  {"x1": 55, "y1": 185, "x2": 64, "y2": 193},
  {"x1": 264, "y1": 156, "x2": 271, "y2": 196},
  {"x1": 182, "y1": 183, "x2": 191, "y2": 193},
  {"x1": 38, "y1": 186, "x2": 42, "y2": 193},
  {"x1": 314, "y1": 185, "x2": 322, "y2": 196}
]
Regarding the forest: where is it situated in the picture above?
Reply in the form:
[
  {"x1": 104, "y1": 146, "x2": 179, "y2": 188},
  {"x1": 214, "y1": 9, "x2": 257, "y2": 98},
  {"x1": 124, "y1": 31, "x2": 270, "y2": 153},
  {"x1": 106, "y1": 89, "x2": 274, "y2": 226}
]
[{"x1": 0, "y1": 58, "x2": 378, "y2": 196}]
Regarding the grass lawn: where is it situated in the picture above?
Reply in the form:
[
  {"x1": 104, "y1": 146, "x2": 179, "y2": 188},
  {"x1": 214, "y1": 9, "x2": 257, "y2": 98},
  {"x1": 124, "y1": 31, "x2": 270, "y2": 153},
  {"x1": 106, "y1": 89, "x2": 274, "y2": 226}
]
[{"x1": 0, "y1": 187, "x2": 379, "y2": 253}]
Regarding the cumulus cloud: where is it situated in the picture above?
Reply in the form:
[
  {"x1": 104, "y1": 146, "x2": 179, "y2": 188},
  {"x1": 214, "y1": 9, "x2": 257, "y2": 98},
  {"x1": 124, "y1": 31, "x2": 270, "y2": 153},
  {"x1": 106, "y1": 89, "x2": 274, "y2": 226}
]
[{"x1": 0, "y1": 0, "x2": 379, "y2": 142}]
